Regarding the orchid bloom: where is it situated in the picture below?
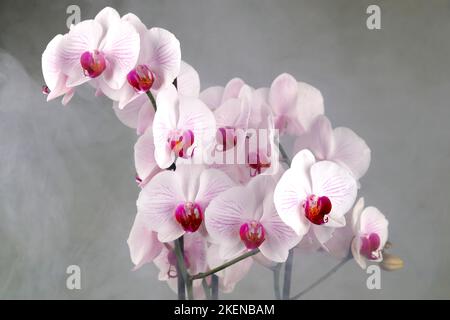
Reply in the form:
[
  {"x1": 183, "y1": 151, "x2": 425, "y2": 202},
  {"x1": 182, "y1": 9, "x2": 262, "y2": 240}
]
[
  {"x1": 295, "y1": 115, "x2": 371, "y2": 180},
  {"x1": 273, "y1": 149, "x2": 357, "y2": 246},
  {"x1": 268, "y1": 73, "x2": 324, "y2": 136},
  {"x1": 152, "y1": 86, "x2": 216, "y2": 169},
  {"x1": 102, "y1": 12, "x2": 181, "y2": 109},
  {"x1": 58, "y1": 7, "x2": 140, "y2": 93},
  {"x1": 127, "y1": 212, "x2": 163, "y2": 270},
  {"x1": 112, "y1": 61, "x2": 200, "y2": 135},
  {"x1": 205, "y1": 175, "x2": 301, "y2": 262},
  {"x1": 136, "y1": 165, "x2": 234, "y2": 242},
  {"x1": 350, "y1": 198, "x2": 389, "y2": 269},
  {"x1": 154, "y1": 233, "x2": 207, "y2": 298}
]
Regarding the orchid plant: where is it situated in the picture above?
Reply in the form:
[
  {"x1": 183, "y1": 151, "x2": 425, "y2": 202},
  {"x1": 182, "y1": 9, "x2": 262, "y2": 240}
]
[{"x1": 41, "y1": 7, "x2": 403, "y2": 300}]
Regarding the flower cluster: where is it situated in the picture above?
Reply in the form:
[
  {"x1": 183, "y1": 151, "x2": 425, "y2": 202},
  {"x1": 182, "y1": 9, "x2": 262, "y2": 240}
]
[{"x1": 42, "y1": 7, "x2": 402, "y2": 299}]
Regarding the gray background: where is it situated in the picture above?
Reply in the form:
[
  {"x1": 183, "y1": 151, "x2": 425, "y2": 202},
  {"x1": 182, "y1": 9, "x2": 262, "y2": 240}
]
[{"x1": 0, "y1": 0, "x2": 449, "y2": 299}]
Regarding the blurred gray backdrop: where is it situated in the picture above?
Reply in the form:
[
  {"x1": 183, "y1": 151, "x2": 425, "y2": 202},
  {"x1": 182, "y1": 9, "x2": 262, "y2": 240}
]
[{"x1": 1, "y1": 0, "x2": 449, "y2": 299}]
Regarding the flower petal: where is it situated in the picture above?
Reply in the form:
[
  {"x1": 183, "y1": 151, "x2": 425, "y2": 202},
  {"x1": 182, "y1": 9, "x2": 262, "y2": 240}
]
[
  {"x1": 127, "y1": 213, "x2": 163, "y2": 270},
  {"x1": 296, "y1": 82, "x2": 324, "y2": 131},
  {"x1": 273, "y1": 156, "x2": 312, "y2": 236},
  {"x1": 177, "y1": 61, "x2": 200, "y2": 97},
  {"x1": 359, "y1": 207, "x2": 389, "y2": 246},
  {"x1": 205, "y1": 185, "x2": 254, "y2": 248},
  {"x1": 311, "y1": 160, "x2": 357, "y2": 219},
  {"x1": 137, "y1": 170, "x2": 185, "y2": 242},
  {"x1": 196, "y1": 169, "x2": 235, "y2": 208},
  {"x1": 143, "y1": 27, "x2": 181, "y2": 90},
  {"x1": 294, "y1": 115, "x2": 334, "y2": 161},
  {"x1": 221, "y1": 78, "x2": 245, "y2": 103},
  {"x1": 200, "y1": 86, "x2": 224, "y2": 110},
  {"x1": 260, "y1": 194, "x2": 302, "y2": 262},
  {"x1": 331, "y1": 127, "x2": 371, "y2": 180},
  {"x1": 60, "y1": 20, "x2": 103, "y2": 86},
  {"x1": 269, "y1": 73, "x2": 298, "y2": 115},
  {"x1": 101, "y1": 20, "x2": 140, "y2": 90},
  {"x1": 134, "y1": 129, "x2": 161, "y2": 187}
]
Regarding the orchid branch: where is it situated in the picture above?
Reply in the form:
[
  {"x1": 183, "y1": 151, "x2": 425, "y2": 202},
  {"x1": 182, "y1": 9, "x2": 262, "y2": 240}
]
[
  {"x1": 272, "y1": 263, "x2": 282, "y2": 300},
  {"x1": 174, "y1": 237, "x2": 190, "y2": 300},
  {"x1": 290, "y1": 255, "x2": 352, "y2": 300},
  {"x1": 211, "y1": 274, "x2": 219, "y2": 300},
  {"x1": 190, "y1": 249, "x2": 259, "y2": 280},
  {"x1": 282, "y1": 249, "x2": 294, "y2": 299}
]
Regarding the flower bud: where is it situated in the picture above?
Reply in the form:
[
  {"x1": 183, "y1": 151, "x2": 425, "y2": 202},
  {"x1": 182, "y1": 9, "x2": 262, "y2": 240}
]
[{"x1": 380, "y1": 253, "x2": 404, "y2": 271}]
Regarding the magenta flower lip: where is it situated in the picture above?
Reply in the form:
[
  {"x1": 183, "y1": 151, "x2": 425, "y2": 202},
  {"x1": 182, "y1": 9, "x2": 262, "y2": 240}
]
[
  {"x1": 174, "y1": 202, "x2": 203, "y2": 233},
  {"x1": 127, "y1": 64, "x2": 155, "y2": 92},
  {"x1": 80, "y1": 50, "x2": 106, "y2": 78},
  {"x1": 303, "y1": 195, "x2": 332, "y2": 225},
  {"x1": 239, "y1": 220, "x2": 265, "y2": 249}
]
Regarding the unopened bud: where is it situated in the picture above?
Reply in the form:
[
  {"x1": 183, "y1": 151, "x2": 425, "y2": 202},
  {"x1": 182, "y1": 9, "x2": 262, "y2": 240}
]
[{"x1": 380, "y1": 253, "x2": 404, "y2": 271}]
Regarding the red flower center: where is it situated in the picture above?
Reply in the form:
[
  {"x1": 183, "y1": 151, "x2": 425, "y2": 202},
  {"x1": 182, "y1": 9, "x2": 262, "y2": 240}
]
[
  {"x1": 303, "y1": 195, "x2": 332, "y2": 225},
  {"x1": 168, "y1": 130, "x2": 195, "y2": 159},
  {"x1": 247, "y1": 150, "x2": 271, "y2": 177},
  {"x1": 239, "y1": 220, "x2": 265, "y2": 249},
  {"x1": 360, "y1": 233, "x2": 381, "y2": 260},
  {"x1": 174, "y1": 202, "x2": 203, "y2": 233},
  {"x1": 80, "y1": 50, "x2": 106, "y2": 78},
  {"x1": 127, "y1": 64, "x2": 155, "y2": 92}
]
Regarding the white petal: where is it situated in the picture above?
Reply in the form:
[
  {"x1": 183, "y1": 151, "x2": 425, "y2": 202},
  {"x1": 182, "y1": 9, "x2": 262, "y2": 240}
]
[
  {"x1": 331, "y1": 127, "x2": 371, "y2": 180},
  {"x1": 101, "y1": 20, "x2": 140, "y2": 89},
  {"x1": 177, "y1": 61, "x2": 200, "y2": 97},
  {"x1": 311, "y1": 161, "x2": 357, "y2": 219}
]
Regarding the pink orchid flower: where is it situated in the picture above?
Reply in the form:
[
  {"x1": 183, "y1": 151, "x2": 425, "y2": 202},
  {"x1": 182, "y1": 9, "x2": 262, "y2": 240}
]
[
  {"x1": 101, "y1": 12, "x2": 182, "y2": 109},
  {"x1": 137, "y1": 165, "x2": 235, "y2": 242},
  {"x1": 154, "y1": 233, "x2": 207, "y2": 298},
  {"x1": 112, "y1": 61, "x2": 200, "y2": 135},
  {"x1": 59, "y1": 7, "x2": 141, "y2": 92},
  {"x1": 273, "y1": 149, "x2": 358, "y2": 246},
  {"x1": 205, "y1": 175, "x2": 301, "y2": 262},
  {"x1": 269, "y1": 73, "x2": 324, "y2": 136},
  {"x1": 127, "y1": 212, "x2": 163, "y2": 270},
  {"x1": 207, "y1": 244, "x2": 253, "y2": 293},
  {"x1": 295, "y1": 115, "x2": 371, "y2": 180},
  {"x1": 152, "y1": 86, "x2": 216, "y2": 169},
  {"x1": 350, "y1": 198, "x2": 389, "y2": 269}
]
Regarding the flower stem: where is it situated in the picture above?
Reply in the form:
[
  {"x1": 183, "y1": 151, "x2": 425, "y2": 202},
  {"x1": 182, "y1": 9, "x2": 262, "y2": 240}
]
[
  {"x1": 190, "y1": 249, "x2": 259, "y2": 280},
  {"x1": 211, "y1": 274, "x2": 219, "y2": 300},
  {"x1": 278, "y1": 143, "x2": 291, "y2": 164},
  {"x1": 146, "y1": 90, "x2": 157, "y2": 111},
  {"x1": 290, "y1": 256, "x2": 352, "y2": 300},
  {"x1": 202, "y1": 278, "x2": 212, "y2": 300},
  {"x1": 272, "y1": 264, "x2": 282, "y2": 300},
  {"x1": 282, "y1": 249, "x2": 294, "y2": 299},
  {"x1": 174, "y1": 237, "x2": 188, "y2": 300}
]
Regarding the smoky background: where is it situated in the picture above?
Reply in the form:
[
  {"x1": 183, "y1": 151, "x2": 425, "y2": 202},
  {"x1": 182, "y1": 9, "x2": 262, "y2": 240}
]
[{"x1": 1, "y1": 0, "x2": 449, "y2": 299}]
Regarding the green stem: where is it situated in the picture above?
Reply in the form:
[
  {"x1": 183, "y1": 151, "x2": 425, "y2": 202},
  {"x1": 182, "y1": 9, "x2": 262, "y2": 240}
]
[
  {"x1": 146, "y1": 90, "x2": 157, "y2": 111},
  {"x1": 290, "y1": 256, "x2": 351, "y2": 300},
  {"x1": 211, "y1": 274, "x2": 219, "y2": 300},
  {"x1": 272, "y1": 264, "x2": 282, "y2": 300},
  {"x1": 278, "y1": 143, "x2": 291, "y2": 164},
  {"x1": 190, "y1": 249, "x2": 259, "y2": 280},
  {"x1": 282, "y1": 249, "x2": 294, "y2": 299},
  {"x1": 174, "y1": 237, "x2": 190, "y2": 300},
  {"x1": 202, "y1": 278, "x2": 212, "y2": 300}
]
